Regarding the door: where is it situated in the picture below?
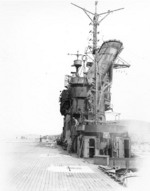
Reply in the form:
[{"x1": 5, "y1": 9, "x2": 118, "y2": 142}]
[
  {"x1": 89, "y1": 138, "x2": 95, "y2": 158},
  {"x1": 124, "y1": 139, "x2": 130, "y2": 158}
]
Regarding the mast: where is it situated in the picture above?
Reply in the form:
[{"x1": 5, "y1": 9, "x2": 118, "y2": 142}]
[
  {"x1": 71, "y1": 2, "x2": 124, "y2": 54},
  {"x1": 71, "y1": 1, "x2": 124, "y2": 123}
]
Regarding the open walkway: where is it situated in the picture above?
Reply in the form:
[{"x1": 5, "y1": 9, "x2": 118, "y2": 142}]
[{"x1": 0, "y1": 142, "x2": 124, "y2": 191}]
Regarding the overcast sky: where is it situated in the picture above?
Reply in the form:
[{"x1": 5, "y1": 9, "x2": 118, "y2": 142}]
[{"x1": 0, "y1": 0, "x2": 149, "y2": 136}]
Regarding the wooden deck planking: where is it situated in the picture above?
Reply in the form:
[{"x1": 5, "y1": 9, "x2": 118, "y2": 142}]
[{"x1": 1, "y1": 142, "x2": 125, "y2": 191}]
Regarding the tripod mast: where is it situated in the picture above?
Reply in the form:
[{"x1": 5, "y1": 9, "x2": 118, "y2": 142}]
[{"x1": 71, "y1": 1, "x2": 124, "y2": 123}]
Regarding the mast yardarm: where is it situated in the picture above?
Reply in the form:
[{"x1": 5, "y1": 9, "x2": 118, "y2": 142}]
[{"x1": 71, "y1": 1, "x2": 124, "y2": 54}]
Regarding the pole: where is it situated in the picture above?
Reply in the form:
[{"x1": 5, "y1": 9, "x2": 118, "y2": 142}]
[
  {"x1": 94, "y1": 1, "x2": 98, "y2": 123},
  {"x1": 71, "y1": 2, "x2": 124, "y2": 123}
]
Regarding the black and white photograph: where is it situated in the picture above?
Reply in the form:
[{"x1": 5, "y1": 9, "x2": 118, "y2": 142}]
[{"x1": 0, "y1": 0, "x2": 150, "y2": 190}]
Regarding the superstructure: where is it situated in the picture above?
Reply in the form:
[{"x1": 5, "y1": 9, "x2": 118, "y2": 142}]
[{"x1": 59, "y1": 1, "x2": 131, "y2": 169}]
